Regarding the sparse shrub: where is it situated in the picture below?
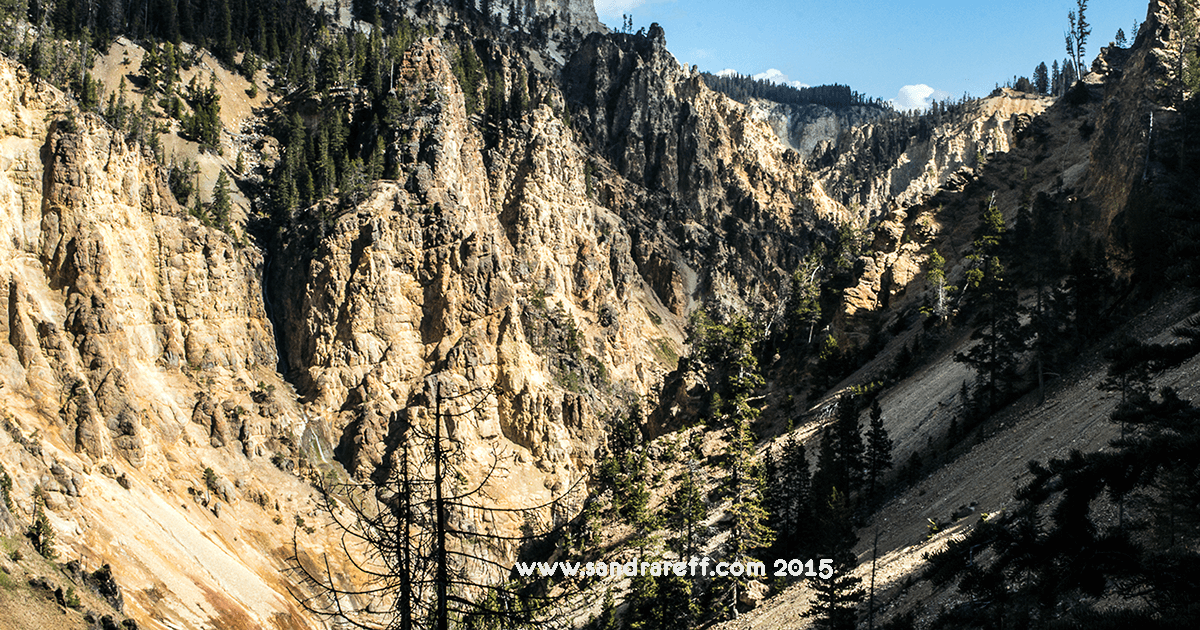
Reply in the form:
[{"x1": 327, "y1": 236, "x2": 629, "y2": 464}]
[{"x1": 65, "y1": 585, "x2": 81, "y2": 608}]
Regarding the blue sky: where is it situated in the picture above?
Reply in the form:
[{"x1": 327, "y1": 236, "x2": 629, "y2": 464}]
[{"x1": 593, "y1": 1, "x2": 1151, "y2": 109}]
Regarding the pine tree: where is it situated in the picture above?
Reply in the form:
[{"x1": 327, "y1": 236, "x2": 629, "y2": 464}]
[
  {"x1": 1066, "y1": 1, "x2": 1090, "y2": 80},
  {"x1": 864, "y1": 401, "x2": 893, "y2": 503},
  {"x1": 626, "y1": 569, "x2": 660, "y2": 630},
  {"x1": 656, "y1": 574, "x2": 699, "y2": 630},
  {"x1": 716, "y1": 313, "x2": 773, "y2": 618},
  {"x1": 1061, "y1": 57, "x2": 1078, "y2": 92},
  {"x1": 1013, "y1": 195, "x2": 1064, "y2": 404},
  {"x1": 802, "y1": 487, "x2": 863, "y2": 630},
  {"x1": 1115, "y1": 27, "x2": 1128, "y2": 48},
  {"x1": 595, "y1": 588, "x2": 618, "y2": 630},
  {"x1": 955, "y1": 256, "x2": 1027, "y2": 411},
  {"x1": 452, "y1": 41, "x2": 483, "y2": 116},
  {"x1": 788, "y1": 249, "x2": 825, "y2": 346},
  {"x1": 1034, "y1": 61, "x2": 1050, "y2": 95},
  {"x1": 832, "y1": 393, "x2": 865, "y2": 499},
  {"x1": 623, "y1": 452, "x2": 658, "y2": 554},
  {"x1": 810, "y1": 426, "x2": 839, "y2": 524},
  {"x1": 625, "y1": 569, "x2": 699, "y2": 630},
  {"x1": 964, "y1": 194, "x2": 1005, "y2": 288},
  {"x1": 666, "y1": 464, "x2": 705, "y2": 558},
  {"x1": 340, "y1": 157, "x2": 366, "y2": 205},
  {"x1": 367, "y1": 139, "x2": 385, "y2": 182},
  {"x1": 314, "y1": 127, "x2": 334, "y2": 198},
  {"x1": 211, "y1": 171, "x2": 232, "y2": 231},
  {"x1": 191, "y1": 187, "x2": 206, "y2": 223},
  {"x1": 927, "y1": 249, "x2": 948, "y2": 322},
  {"x1": 213, "y1": 0, "x2": 235, "y2": 63},
  {"x1": 726, "y1": 413, "x2": 773, "y2": 559},
  {"x1": 29, "y1": 488, "x2": 56, "y2": 559},
  {"x1": 956, "y1": 196, "x2": 1027, "y2": 411},
  {"x1": 771, "y1": 432, "x2": 811, "y2": 558}
]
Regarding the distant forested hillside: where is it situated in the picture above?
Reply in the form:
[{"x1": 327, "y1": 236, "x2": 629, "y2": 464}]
[{"x1": 700, "y1": 72, "x2": 891, "y2": 110}]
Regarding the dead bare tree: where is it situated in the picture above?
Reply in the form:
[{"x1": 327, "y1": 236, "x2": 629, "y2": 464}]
[{"x1": 289, "y1": 376, "x2": 587, "y2": 630}]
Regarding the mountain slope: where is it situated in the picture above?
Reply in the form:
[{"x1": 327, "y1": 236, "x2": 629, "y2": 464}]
[{"x1": 0, "y1": 0, "x2": 1195, "y2": 628}]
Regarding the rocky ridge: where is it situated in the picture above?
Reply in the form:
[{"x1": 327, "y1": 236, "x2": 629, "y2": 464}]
[
  {"x1": 563, "y1": 25, "x2": 847, "y2": 318},
  {"x1": 812, "y1": 89, "x2": 1054, "y2": 221}
]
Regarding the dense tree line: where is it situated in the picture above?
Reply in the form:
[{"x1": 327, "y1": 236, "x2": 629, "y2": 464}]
[
  {"x1": 700, "y1": 72, "x2": 890, "y2": 110},
  {"x1": 19, "y1": 0, "x2": 319, "y2": 66},
  {"x1": 1002, "y1": 57, "x2": 1078, "y2": 97},
  {"x1": 592, "y1": 309, "x2": 876, "y2": 628}
]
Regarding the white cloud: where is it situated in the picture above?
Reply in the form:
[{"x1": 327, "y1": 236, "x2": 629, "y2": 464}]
[
  {"x1": 753, "y1": 68, "x2": 787, "y2": 83},
  {"x1": 891, "y1": 84, "x2": 951, "y2": 111},
  {"x1": 594, "y1": 0, "x2": 647, "y2": 19},
  {"x1": 715, "y1": 68, "x2": 739, "y2": 77},
  {"x1": 751, "y1": 68, "x2": 809, "y2": 89}
]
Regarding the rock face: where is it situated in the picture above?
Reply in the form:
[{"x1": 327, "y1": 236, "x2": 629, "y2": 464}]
[
  {"x1": 563, "y1": 25, "x2": 846, "y2": 315},
  {"x1": 0, "y1": 56, "x2": 326, "y2": 628},
  {"x1": 0, "y1": 62, "x2": 277, "y2": 467},
  {"x1": 1082, "y1": 0, "x2": 1180, "y2": 234},
  {"x1": 266, "y1": 39, "x2": 674, "y2": 554},
  {"x1": 744, "y1": 99, "x2": 891, "y2": 158},
  {"x1": 470, "y1": 0, "x2": 603, "y2": 33}
]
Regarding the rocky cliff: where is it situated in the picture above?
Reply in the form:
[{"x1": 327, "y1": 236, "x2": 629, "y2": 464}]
[
  {"x1": 266, "y1": 38, "x2": 661, "y2": 497},
  {"x1": 0, "y1": 12, "x2": 845, "y2": 626},
  {"x1": 562, "y1": 24, "x2": 847, "y2": 318},
  {"x1": 0, "y1": 56, "x2": 331, "y2": 628}
]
